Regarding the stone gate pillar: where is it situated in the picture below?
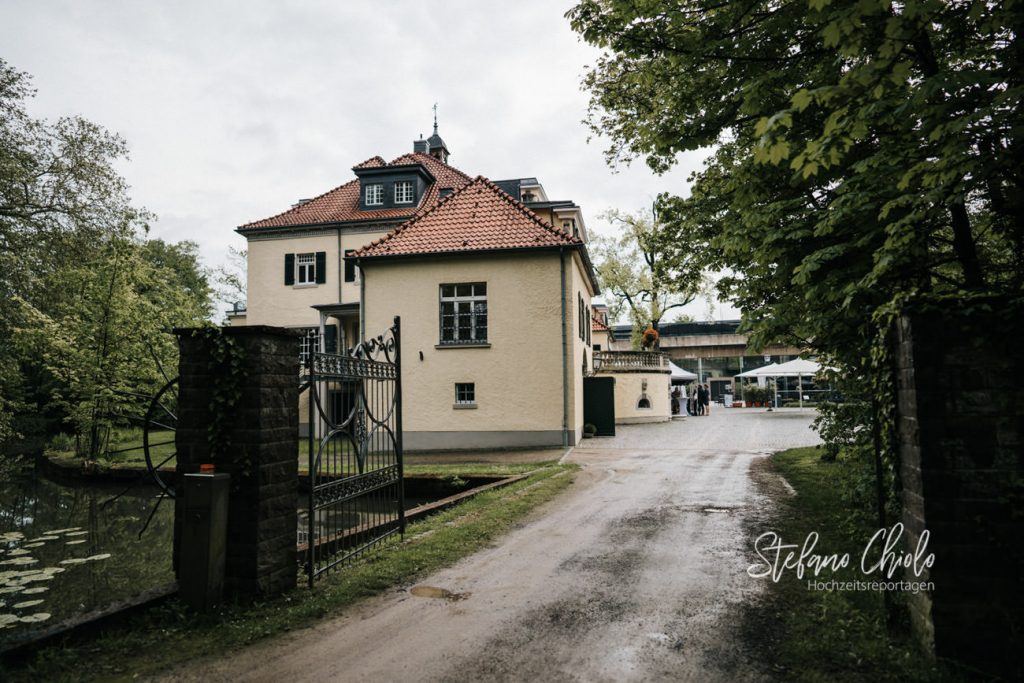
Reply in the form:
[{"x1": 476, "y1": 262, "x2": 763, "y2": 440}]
[
  {"x1": 894, "y1": 297, "x2": 1023, "y2": 679},
  {"x1": 174, "y1": 325, "x2": 299, "y2": 599}
]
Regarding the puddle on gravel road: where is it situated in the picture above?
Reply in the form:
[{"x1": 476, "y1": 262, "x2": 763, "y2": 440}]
[{"x1": 409, "y1": 585, "x2": 471, "y2": 602}]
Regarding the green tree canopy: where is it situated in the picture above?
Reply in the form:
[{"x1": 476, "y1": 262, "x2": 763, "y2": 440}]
[
  {"x1": 569, "y1": 0, "x2": 1022, "y2": 357},
  {"x1": 0, "y1": 59, "x2": 212, "y2": 454},
  {"x1": 591, "y1": 207, "x2": 707, "y2": 346}
]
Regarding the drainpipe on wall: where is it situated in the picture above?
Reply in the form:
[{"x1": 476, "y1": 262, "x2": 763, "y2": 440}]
[
  {"x1": 337, "y1": 228, "x2": 342, "y2": 303},
  {"x1": 560, "y1": 248, "x2": 569, "y2": 447},
  {"x1": 359, "y1": 267, "x2": 365, "y2": 342}
]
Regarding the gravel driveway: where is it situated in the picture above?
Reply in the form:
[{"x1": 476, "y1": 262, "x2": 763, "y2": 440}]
[{"x1": 174, "y1": 409, "x2": 820, "y2": 682}]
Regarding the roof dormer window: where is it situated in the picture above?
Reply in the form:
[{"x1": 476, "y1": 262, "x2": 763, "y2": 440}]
[
  {"x1": 365, "y1": 183, "x2": 384, "y2": 206},
  {"x1": 394, "y1": 180, "x2": 414, "y2": 204}
]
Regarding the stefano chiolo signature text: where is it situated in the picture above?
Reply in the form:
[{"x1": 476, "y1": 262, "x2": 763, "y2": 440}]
[{"x1": 747, "y1": 522, "x2": 935, "y2": 582}]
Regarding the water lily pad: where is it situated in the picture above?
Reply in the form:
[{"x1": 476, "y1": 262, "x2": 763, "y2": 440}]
[
  {"x1": 0, "y1": 532, "x2": 24, "y2": 542},
  {"x1": 64, "y1": 531, "x2": 88, "y2": 537},
  {"x1": 8, "y1": 549, "x2": 30, "y2": 556},
  {"x1": 22, "y1": 573, "x2": 55, "y2": 582},
  {"x1": 13, "y1": 599, "x2": 44, "y2": 609},
  {"x1": 22, "y1": 542, "x2": 46, "y2": 549},
  {"x1": 31, "y1": 536, "x2": 59, "y2": 542},
  {"x1": 19, "y1": 612, "x2": 51, "y2": 623},
  {"x1": 0, "y1": 586, "x2": 24, "y2": 594},
  {"x1": 45, "y1": 528, "x2": 80, "y2": 535},
  {"x1": 22, "y1": 586, "x2": 48, "y2": 594},
  {"x1": 85, "y1": 553, "x2": 111, "y2": 562},
  {"x1": 0, "y1": 613, "x2": 20, "y2": 627},
  {"x1": 59, "y1": 558, "x2": 87, "y2": 566},
  {"x1": 0, "y1": 557, "x2": 37, "y2": 566},
  {"x1": 65, "y1": 540, "x2": 86, "y2": 545}
]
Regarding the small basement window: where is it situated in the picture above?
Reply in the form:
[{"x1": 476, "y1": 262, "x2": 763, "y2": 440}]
[
  {"x1": 455, "y1": 383, "x2": 476, "y2": 406},
  {"x1": 637, "y1": 396, "x2": 652, "y2": 409}
]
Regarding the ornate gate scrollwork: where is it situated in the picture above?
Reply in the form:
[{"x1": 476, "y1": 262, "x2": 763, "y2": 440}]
[{"x1": 301, "y1": 317, "x2": 403, "y2": 586}]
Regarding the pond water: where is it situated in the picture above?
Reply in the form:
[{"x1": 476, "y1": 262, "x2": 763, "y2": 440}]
[
  {"x1": 1, "y1": 471, "x2": 499, "y2": 645},
  {"x1": 0, "y1": 470, "x2": 174, "y2": 645}
]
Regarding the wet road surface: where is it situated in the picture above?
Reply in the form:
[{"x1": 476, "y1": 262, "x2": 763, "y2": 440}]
[{"x1": 170, "y1": 410, "x2": 820, "y2": 682}]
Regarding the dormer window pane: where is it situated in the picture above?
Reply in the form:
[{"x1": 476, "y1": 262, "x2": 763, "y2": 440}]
[
  {"x1": 365, "y1": 183, "x2": 384, "y2": 206},
  {"x1": 394, "y1": 180, "x2": 414, "y2": 204}
]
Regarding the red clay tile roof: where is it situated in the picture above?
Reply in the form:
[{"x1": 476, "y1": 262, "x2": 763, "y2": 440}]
[
  {"x1": 353, "y1": 156, "x2": 386, "y2": 169},
  {"x1": 239, "y1": 153, "x2": 472, "y2": 230},
  {"x1": 353, "y1": 176, "x2": 583, "y2": 258},
  {"x1": 592, "y1": 317, "x2": 610, "y2": 332}
]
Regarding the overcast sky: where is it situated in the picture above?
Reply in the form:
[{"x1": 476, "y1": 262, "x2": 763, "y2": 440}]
[{"x1": 2, "y1": 0, "x2": 737, "y2": 320}]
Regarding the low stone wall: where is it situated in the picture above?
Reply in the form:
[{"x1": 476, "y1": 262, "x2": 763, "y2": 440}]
[
  {"x1": 894, "y1": 297, "x2": 1023, "y2": 679},
  {"x1": 596, "y1": 371, "x2": 671, "y2": 424}
]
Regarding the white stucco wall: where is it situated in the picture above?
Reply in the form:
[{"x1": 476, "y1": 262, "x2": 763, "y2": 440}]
[
  {"x1": 600, "y1": 371, "x2": 671, "y2": 424},
  {"x1": 245, "y1": 228, "x2": 390, "y2": 328},
  {"x1": 361, "y1": 252, "x2": 573, "y2": 450},
  {"x1": 567, "y1": 251, "x2": 595, "y2": 445},
  {"x1": 245, "y1": 232, "x2": 337, "y2": 327}
]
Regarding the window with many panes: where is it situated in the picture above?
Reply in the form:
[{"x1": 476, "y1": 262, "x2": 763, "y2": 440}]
[
  {"x1": 455, "y1": 383, "x2": 475, "y2": 405},
  {"x1": 296, "y1": 253, "x2": 316, "y2": 285},
  {"x1": 365, "y1": 183, "x2": 384, "y2": 206},
  {"x1": 299, "y1": 328, "x2": 320, "y2": 365},
  {"x1": 394, "y1": 180, "x2": 414, "y2": 204},
  {"x1": 440, "y1": 283, "x2": 487, "y2": 345}
]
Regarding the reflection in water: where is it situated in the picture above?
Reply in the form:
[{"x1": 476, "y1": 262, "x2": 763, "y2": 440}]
[{"x1": 0, "y1": 471, "x2": 174, "y2": 644}]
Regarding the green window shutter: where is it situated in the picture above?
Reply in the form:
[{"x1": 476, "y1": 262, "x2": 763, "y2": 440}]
[
  {"x1": 315, "y1": 251, "x2": 327, "y2": 284},
  {"x1": 344, "y1": 250, "x2": 356, "y2": 282},
  {"x1": 284, "y1": 253, "x2": 295, "y2": 285},
  {"x1": 324, "y1": 325, "x2": 337, "y2": 354}
]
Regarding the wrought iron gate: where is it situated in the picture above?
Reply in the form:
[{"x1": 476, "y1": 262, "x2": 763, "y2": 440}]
[{"x1": 302, "y1": 317, "x2": 403, "y2": 586}]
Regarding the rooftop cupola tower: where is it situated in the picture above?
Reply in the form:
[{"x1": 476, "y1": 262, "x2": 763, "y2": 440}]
[{"x1": 426, "y1": 104, "x2": 450, "y2": 163}]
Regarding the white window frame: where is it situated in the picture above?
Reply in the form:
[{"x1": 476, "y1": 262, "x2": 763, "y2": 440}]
[
  {"x1": 365, "y1": 183, "x2": 384, "y2": 206},
  {"x1": 296, "y1": 252, "x2": 316, "y2": 285},
  {"x1": 439, "y1": 283, "x2": 488, "y2": 345},
  {"x1": 394, "y1": 180, "x2": 415, "y2": 204},
  {"x1": 455, "y1": 382, "x2": 476, "y2": 405}
]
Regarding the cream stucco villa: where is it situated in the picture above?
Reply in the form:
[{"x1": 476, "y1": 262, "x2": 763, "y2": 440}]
[{"x1": 233, "y1": 126, "x2": 603, "y2": 449}]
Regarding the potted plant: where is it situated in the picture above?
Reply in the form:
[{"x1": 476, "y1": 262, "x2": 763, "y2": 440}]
[
  {"x1": 583, "y1": 423, "x2": 597, "y2": 438},
  {"x1": 640, "y1": 326, "x2": 659, "y2": 350}
]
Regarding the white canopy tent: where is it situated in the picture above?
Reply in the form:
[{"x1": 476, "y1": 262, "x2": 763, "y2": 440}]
[
  {"x1": 669, "y1": 362, "x2": 698, "y2": 383},
  {"x1": 764, "y1": 358, "x2": 821, "y2": 376},
  {"x1": 754, "y1": 358, "x2": 822, "y2": 408},
  {"x1": 734, "y1": 359, "x2": 823, "y2": 408},
  {"x1": 735, "y1": 362, "x2": 780, "y2": 379}
]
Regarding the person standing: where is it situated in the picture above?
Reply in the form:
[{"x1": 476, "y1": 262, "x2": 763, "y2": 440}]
[
  {"x1": 702, "y1": 383, "x2": 711, "y2": 416},
  {"x1": 696, "y1": 383, "x2": 707, "y2": 416}
]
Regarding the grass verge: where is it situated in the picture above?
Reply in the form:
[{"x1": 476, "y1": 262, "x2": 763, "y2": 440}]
[
  {"x1": 1, "y1": 462, "x2": 577, "y2": 682},
  {"x1": 750, "y1": 447, "x2": 956, "y2": 682}
]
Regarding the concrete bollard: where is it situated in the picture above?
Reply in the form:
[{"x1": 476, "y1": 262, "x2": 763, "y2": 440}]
[{"x1": 179, "y1": 472, "x2": 230, "y2": 611}]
